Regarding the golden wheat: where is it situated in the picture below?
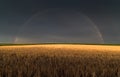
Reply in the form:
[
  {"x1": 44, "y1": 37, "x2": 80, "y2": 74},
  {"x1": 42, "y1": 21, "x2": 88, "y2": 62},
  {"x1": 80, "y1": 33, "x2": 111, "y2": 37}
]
[{"x1": 0, "y1": 44, "x2": 120, "y2": 77}]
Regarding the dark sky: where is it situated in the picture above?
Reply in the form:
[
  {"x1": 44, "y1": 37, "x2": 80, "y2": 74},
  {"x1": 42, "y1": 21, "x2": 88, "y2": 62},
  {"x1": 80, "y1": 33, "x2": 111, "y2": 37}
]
[{"x1": 0, "y1": 0, "x2": 120, "y2": 44}]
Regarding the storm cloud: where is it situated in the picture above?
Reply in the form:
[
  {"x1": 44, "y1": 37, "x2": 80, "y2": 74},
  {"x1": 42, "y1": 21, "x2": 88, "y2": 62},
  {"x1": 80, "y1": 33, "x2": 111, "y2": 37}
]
[{"x1": 0, "y1": 0, "x2": 120, "y2": 43}]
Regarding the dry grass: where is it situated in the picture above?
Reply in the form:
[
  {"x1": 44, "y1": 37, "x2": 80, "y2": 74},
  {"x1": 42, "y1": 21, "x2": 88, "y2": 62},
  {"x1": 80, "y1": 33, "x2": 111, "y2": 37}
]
[{"x1": 0, "y1": 44, "x2": 120, "y2": 77}]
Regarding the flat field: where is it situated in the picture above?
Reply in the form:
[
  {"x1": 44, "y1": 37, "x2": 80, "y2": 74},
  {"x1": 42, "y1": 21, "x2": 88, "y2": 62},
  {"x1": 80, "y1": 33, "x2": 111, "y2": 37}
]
[{"x1": 0, "y1": 44, "x2": 120, "y2": 77}]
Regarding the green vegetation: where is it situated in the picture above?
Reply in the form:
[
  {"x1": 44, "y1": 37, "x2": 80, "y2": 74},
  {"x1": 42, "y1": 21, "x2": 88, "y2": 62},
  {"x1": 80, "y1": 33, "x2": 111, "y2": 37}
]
[{"x1": 0, "y1": 43, "x2": 120, "y2": 46}]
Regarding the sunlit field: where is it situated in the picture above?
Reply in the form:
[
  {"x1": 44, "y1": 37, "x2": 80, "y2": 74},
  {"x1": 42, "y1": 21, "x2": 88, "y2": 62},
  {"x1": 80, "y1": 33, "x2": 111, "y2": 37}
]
[{"x1": 0, "y1": 44, "x2": 120, "y2": 77}]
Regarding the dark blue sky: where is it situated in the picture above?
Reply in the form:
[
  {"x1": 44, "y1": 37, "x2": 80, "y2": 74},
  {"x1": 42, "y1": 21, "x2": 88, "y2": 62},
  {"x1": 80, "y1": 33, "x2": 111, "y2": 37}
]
[{"x1": 0, "y1": 0, "x2": 120, "y2": 44}]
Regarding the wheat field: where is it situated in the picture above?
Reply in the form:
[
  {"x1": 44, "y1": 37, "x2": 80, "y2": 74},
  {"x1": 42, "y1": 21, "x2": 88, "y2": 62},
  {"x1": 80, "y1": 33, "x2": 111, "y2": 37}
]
[{"x1": 0, "y1": 44, "x2": 120, "y2": 77}]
